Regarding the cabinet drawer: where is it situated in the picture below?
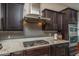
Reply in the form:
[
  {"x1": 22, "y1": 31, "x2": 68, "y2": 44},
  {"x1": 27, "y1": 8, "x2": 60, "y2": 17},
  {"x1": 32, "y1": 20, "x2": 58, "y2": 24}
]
[{"x1": 55, "y1": 43, "x2": 69, "y2": 47}]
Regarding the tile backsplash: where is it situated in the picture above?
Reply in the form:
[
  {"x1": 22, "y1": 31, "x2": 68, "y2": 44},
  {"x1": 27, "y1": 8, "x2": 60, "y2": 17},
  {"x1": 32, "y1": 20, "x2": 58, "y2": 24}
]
[
  {"x1": 0, "y1": 31, "x2": 24, "y2": 40},
  {"x1": 0, "y1": 31, "x2": 57, "y2": 40}
]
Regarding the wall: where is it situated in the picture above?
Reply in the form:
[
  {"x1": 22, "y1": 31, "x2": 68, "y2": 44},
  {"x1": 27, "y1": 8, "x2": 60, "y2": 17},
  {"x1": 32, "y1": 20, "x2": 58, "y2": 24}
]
[
  {"x1": 0, "y1": 31, "x2": 24, "y2": 40},
  {"x1": 40, "y1": 3, "x2": 67, "y2": 11},
  {"x1": 23, "y1": 3, "x2": 30, "y2": 17},
  {"x1": 23, "y1": 22, "x2": 46, "y2": 37}
]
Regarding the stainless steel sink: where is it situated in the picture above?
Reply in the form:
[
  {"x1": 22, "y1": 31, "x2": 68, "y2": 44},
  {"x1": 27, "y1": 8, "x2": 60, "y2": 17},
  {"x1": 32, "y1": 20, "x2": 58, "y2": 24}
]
[{"x1": 23, "y1": 40, "x2": 49, "y2": 47}]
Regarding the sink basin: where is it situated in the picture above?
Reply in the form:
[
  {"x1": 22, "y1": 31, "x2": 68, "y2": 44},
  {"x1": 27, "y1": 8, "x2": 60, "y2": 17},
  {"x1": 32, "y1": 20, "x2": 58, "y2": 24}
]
[{"x1": 23, "y1": 40, "x2": 49, "y2": 47}]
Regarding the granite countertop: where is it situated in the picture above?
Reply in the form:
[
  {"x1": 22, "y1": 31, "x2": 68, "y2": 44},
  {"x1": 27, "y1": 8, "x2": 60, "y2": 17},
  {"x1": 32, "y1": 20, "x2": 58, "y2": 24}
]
[{"x1": 0, "y1": 37, "x2": 69, "y2": 55}]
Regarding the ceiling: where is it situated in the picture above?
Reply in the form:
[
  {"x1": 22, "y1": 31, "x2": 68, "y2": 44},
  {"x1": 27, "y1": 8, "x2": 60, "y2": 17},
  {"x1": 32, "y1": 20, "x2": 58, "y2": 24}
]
[{"x1": 62, "y1": 3, "x2": 79, "y2": 11}]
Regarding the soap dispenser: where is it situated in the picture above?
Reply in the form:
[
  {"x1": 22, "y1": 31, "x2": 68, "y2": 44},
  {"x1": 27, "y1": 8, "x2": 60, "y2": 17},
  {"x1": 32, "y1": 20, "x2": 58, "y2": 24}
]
[{"x1": 53, "y1": 33, "x2": 58, "y2": 40}]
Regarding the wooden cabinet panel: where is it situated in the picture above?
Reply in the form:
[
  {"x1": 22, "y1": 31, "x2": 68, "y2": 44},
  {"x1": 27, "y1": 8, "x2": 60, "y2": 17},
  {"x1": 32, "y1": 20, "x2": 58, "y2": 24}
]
[
  {"x1": 55, "y1": 47, "x2": 66, "y2": 56},
  {"x1": 55, "y1": 43, "x2": 69, "y2": 56},
  {"x1": 42, "y1": 9, "x2": 63, "y2": 31},
  {"x1": 24, "y1": 46, "x2": 50, "y2": 56},
  {"x1": 50, "y1": 43, "x2": 69, "y2": 56},
  {"x1": 9, "y1": 46, "x2": 50, "y2": 56},
  {"x1": 57, "y1": 13, "x2": 64, "y2": 31},
  {"x1": 42, "y1": 9, "x2": 53, "y2": 30},
  {"x1": 50, "y1": 45, "x2": 55, "y2": 56},
  {"x1": 61, "y1": 8, "x2": 78, "y2": 40},
  {"x1": 42, "y1": 9, "x2": 57, "y2": 30},
  {"x1": 8, "y1": 44, "x2": 69, "y2": 56}
]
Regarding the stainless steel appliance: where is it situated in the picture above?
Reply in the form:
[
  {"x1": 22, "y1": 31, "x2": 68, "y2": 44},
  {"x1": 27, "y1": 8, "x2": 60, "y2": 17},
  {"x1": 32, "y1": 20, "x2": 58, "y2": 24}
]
[
  {"x1": 68, "y1": 24, "x2": 78, "y2": 47},
  {"x1": 68, "y1": 24, "x2": 78, "y2": 55},
  {"x1": 23, "y1": 40, "x2": 49, "y2": 47},
  {"x1": 23, "y1": 3, "x2": 50, "y2": 22}
]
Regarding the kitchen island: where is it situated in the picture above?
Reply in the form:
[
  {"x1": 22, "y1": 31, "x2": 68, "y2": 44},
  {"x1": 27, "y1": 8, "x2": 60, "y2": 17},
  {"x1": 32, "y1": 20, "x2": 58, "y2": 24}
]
[{"x1": 0, "y1": 37, "x2": 69, "y2": 56}]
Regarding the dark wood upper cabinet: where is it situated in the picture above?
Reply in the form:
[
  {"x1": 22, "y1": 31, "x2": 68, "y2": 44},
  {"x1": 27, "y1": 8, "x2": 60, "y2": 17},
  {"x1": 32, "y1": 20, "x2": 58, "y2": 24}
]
[
  {"x1": 61, "y1": 8, "x2": 78, "y2": 24},
  {"x1": 61, "y1": 8, "x2": 78, "y2": 40},
  {"x1": 42, "y1": 8, "x2": 78, "y2": 40},
  {"x1": 42, "y1": 9, "x2": 64, "y2": 31},
  {"x1": 1, "y1": 3, "x2": 24, "y2": 31},
  {"x1": 57, "y1": 13, "x2": 64, "y2": 31},
  {"x1": 42, "y1": 9, "x2": 57, "y2": 31}
]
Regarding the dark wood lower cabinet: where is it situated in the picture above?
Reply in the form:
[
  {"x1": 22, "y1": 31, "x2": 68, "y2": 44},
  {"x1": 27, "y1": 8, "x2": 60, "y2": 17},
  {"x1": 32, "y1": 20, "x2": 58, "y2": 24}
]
[
  {"x1": 10, "y1": 43, "x2": 69, "y2": 56},
  {"x1": 10, "y1": 46, "x2": 50, "y2": 56},
  {"x1": 55, "y1": 46, "x2": 68, "y2": 56},
  {"x1": 24, "y1": 46, "x2": 50, "y2": 56},
  {"x1": 51, "y1": 43, "x2": 69, "y2": 56}
]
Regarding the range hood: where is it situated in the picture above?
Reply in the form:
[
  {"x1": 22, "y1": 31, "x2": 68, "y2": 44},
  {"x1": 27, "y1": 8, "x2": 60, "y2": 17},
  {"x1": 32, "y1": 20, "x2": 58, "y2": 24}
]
[{"x1": 24, "y1": 3, "x2": 50, "y2": 22}]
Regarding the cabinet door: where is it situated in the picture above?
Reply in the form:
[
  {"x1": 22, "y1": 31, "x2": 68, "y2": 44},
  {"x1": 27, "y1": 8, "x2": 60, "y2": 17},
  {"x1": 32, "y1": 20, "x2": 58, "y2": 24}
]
[
  {"x1": 55, "y1": 43, "x2": 69, "y2": 56},
  {"x1": 44, "y1": 10, "x2": 53, "y2": 30},
  {"x1": 55, "y1": 47, "x2": 66, "y2": 56},
  {"x1": 50, "y1": 45, "x2": 55, "y2": 56},
  {"x1": 24, "y1": 46, "x2": 50, "y2": 56},
  {"x1": 71, "y1": 10, "x2": 77, "y2": 23},
  {"x1": 42, "y1": 9, "x2": 57, "y2": 31},
  {"x1": 61, "y1": 8, "x2": 78, "y2": 40},
  {"x1": 52, "y1": 12, "x2": 57, "y2": 30},
  {"x1": 2, "y1": 3, "x2": 24, "y2": 31},
  {"x1": 57, "y1": 13, "x2": 63, "y2": 31},
  {"x1": 66, "y1": 10, "x2": 77, "y2": 24}
]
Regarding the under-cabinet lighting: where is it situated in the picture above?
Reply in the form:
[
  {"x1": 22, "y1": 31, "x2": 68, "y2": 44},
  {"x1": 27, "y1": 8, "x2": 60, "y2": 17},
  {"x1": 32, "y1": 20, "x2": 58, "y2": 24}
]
[
  {"x1": 23, "y1": 20, "x2": 28, "y2": 26},
  {"x1": 37, "y1": 22, "x2": 42, "y2": 26}
]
